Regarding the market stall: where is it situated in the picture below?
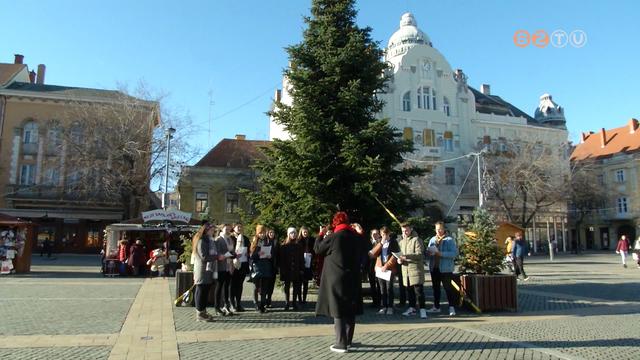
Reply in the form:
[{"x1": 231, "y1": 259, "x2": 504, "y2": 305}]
[
  {"x1": 0, "y1": 213, "x2": 36, "y2": 274},
  {"x1": 103, "y1": 209, "x2": 200, "y2": 276}
]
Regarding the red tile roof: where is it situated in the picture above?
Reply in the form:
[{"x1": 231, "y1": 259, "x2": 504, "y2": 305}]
[
  {"x1": 194, "y1": 138, "x2": 270, "y2": 168},
  {"x1": 571, "y1": 119, "x2": 640, "y2": 161}
]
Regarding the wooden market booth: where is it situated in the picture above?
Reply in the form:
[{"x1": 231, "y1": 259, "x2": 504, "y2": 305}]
[{"x1": 0, "y1": 212, "x2": 36, "y2": 274}]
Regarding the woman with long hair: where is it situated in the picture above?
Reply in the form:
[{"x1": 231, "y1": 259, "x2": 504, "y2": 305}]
[
  {"x1": 249, "y1": 224, "x2": 273, "y2": 313},
  {"x1": 264, "y1": 228, "x2": 279, "y2": 307},
  {"x1": 191, "y1": 224, "x2": 220, "y2": 322},
  {"x1": 297, "y1": 226, "x2": 315, "y2": 305},
  {"x1": 279, "y1": 227, "x2": 305, "y2": 311}
]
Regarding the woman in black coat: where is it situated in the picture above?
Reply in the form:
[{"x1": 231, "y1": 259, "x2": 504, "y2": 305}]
[
  {"x1": 278, "y1": 227, "x2": 305, "y2": 310},
  {"x1": 314, "y1": 212, "x2": 367, "y2": 353}
]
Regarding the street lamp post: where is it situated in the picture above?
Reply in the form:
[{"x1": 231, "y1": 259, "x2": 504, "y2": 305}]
[{"x1": 163, "y1": 127, "x2": 176, "y2": 210}]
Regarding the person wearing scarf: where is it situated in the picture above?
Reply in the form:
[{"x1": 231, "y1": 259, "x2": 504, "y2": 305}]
[
  {"x1": 426, "y1": 221, "x2": 459, "y2": 316},
  {"x1": 214, "y1": 224, "x2": 235, "y2": 316},
  {"x1": 314, "y1": 211, "x2": 367, "y2": 353}
]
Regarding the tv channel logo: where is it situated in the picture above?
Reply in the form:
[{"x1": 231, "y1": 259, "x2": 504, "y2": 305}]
[{"x1": 514, "y1": 29, "x2": 587, "y2": 48}]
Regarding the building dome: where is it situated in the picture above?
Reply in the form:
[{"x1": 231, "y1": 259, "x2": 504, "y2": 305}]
[
  {"x1": 534, "y1": 93, "x2": 566, "y2": 128},
  {"x1": 387, "y1": 13, "x2": 431, "y2": 52}
]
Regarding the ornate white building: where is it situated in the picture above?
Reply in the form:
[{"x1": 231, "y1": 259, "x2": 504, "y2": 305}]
[{"x1": 270, "y1": 13, "x2": 569, "y2": 241}]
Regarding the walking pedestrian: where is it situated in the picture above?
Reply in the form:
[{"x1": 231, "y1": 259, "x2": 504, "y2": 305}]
[
  {"x1": 512, "y1": 231, "x2": 530, "y2": 281},
  {"x1": 315, "y1": 211, "x2": 367, "y2": 353},
  {"x1": 616, "y1": 235, "x2": 630, "y2": 268},
  {"x1": 633, "y1": 237, "x2": 640, "y2": 268}
]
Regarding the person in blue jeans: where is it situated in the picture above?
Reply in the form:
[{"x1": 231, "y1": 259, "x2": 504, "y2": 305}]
[
  {"x1": 426, "y1": 221, "x2": 459, "y2": 316},
  {"x1": 512, "y1": 231, "x2": 530, "y2": 281}
]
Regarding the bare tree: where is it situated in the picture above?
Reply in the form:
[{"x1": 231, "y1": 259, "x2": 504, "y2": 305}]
[
  {"x1": 482, "y1": 140, "x2": 569, "y2": 233},
  {"x1": 567, "y1": 160, "x2": 608, "y2": 253},
  {"x1": 53, "y1": 82, "x2": 201, "y2": 219}
]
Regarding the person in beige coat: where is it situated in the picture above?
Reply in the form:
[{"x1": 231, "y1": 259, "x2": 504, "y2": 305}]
[{"x1": 397, "y1": 223, "x2": 427, "y2": 319}]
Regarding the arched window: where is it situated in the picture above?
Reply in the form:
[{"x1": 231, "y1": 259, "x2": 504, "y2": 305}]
[
  {"x1": 47, "y1": 125, "x2": 62, "y2": 153},
  {"x1": 23, "y1": 121, "x2": 38, "y2": 144},
  {"x1": 402, "y1": 91, "x2": 411, "y2": 112},
  {"x1": 443, "y1": 97, "x2": 450, "y2": 116}
]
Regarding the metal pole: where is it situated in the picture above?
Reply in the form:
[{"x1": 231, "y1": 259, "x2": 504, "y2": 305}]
[
  {"x1": 561, "y1": 216, "x2": 567, "y2": 253},
  {"x1": 477, "y1": 152, "x2": 483, "y2": 208},
  {"x1": 163, "y1": 128, "x2": 175, "y2": 210}
]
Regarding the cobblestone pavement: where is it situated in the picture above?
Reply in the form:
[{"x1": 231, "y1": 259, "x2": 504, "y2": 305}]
[
  {"x1": 0, "y1": 252, "x2": 638, "y2": 359},
  {"x1": 0, "y1": 346, "x2": 111, "y2": 360}
]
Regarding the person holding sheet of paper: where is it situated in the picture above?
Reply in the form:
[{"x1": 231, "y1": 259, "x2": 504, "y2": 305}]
[
  {"x1": 230, "y1": 223, "x2": 250, "y2": 312},
  {"x1": 397, "y1": 223, "x2": 428, "y2": 319},
  {"x1": 249, "y1": 225, "x2": 274, "y2": 313},
  {"x1": 426, "y1": 221, "x2": 459, "y2": 316},
  {"x1": 298, "y1": 226, "x2": 315, "y2": 306},
  {"x1": 279, "y1": 227, "x2": 305, "y2": 311},
  {"x1": 374, "y1": 226, "x2": 399, "y2": 315},
  {"x1": 214, "y1": 224, "x2": 236, "y2": 316}
]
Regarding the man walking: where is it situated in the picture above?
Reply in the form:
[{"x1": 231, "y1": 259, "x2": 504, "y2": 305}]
[
  {"x1": 512, "y1": 231, "x2": 530, "y2": 281},
  {"x1": 426, "y1": 221, "x2": 459, "y2": 316}
]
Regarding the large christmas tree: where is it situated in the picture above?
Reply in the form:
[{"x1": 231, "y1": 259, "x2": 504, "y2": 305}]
[{"x1": 249, "y1": 0, "x2": 425, "y2": 231}]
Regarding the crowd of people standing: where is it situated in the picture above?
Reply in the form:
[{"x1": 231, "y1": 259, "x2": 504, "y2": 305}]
[{"x1": 189, "y1": 216, "x2": 461, "y2": 351}]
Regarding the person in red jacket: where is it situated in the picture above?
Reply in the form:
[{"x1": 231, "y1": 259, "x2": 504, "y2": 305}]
[{"x1": 616, "y1": 235, "x2": 630, "y2": 268}]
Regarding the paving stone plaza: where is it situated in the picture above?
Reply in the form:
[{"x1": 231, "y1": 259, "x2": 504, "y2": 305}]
[{"x1": 0, "y1": 253, "x2": 638, "y2": 359}]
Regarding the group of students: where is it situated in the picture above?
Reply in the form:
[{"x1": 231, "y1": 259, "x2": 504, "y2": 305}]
[
  {"x1": 190, "y1": 223, "x2": 320, "y2": 322},
  {"x1": 366, "y1": 221, "x2": 459, "y2": 319}
]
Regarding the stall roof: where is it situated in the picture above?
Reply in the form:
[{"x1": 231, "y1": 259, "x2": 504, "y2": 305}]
[
  {"x1": 105, "y1": 223, "x2": 200, "y2": 232},
  {"x1": 0, "y1": 212, "x2": 36, "y2": 226}
]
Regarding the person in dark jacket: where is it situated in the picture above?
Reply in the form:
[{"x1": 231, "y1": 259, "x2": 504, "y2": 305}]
[
  {"x1": 230, "y1": 223, "x2": 250, "y2": 312},
  {"x1": 250, "y1": 224, "x2": 274, "y2": 313},
  {"x1": 314, "y1": 212, "x2": 367, "y2": 353},
  {"x1": 375, "y1": 226, "x2": 400, "y2": 315},
  {"x1": 297, "y1": 226, "x2": 315, "y2": 305},
  {"x1": 279, "y1": 227, "x2": 305, "y2": 311},
  {"x1": 264, "y1": 229, "x2": 279, "y2": 307},
  {"x1": 512, "y1": 231, "x2": 530, "y2": 281},
  {"x1": 366, "y1": 229, "x2": 382, "y2": 308},
  {"x1": 128, "y1": 239, "x2": 146, "y2": 276}
]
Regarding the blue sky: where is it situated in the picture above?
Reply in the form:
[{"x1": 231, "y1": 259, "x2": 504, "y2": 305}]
[{"x1": 3, "y1": 0, "x2": 639, "y2": 160}]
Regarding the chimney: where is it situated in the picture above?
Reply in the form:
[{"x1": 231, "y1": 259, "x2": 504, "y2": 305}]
[
  {"x1": 629, "y1": 118, "x2": 638, "y2": 134},
  {"x1": 14, "y1": 54, "x2": 24, "y2": 64},
  {"x1": 274, "y1": 89, "x2": 282, "y2": 102},
  {"x1": 600, "y1": 128, "x2": 607, "y2": 148},
  {"x1": 36, "y1": 64, "x2": 46, "y2": 85},
  {"x1": 581, "y1": 132, "x2": 590, "y2": 142},
  {"x1": 29, "y1": 70, "x2": 36, "y2": 84},
  {"x1": 235, "y1": 134, "x2": 246, "y2": 141},
  {"x1": 480, "y1": 84, "x2": 491, "y2": 95}
]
